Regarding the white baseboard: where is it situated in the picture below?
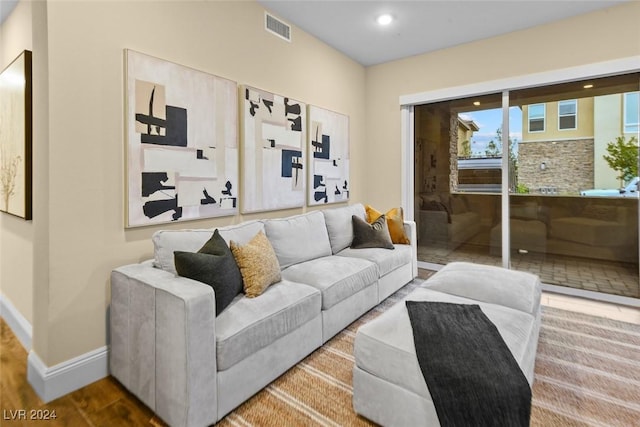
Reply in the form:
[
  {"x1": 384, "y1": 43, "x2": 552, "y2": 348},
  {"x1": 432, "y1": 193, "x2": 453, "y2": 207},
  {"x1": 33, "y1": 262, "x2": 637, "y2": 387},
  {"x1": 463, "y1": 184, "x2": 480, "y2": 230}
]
[
  {"x1": 1, "y1": 292, "x2": 109, "y2": 402},
  {"x1": 0, "y1": 292, "x2": 32, "y2": 351},
  {"x1": 27, "y1": 346, "x2": 109, "y2": 403}
]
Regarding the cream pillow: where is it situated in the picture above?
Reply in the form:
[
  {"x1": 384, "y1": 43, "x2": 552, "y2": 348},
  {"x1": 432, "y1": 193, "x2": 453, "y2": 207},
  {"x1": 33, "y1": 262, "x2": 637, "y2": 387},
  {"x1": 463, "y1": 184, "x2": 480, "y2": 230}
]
[{"x1": 230, "y1": 231, "x2": 282, "y2": 298}]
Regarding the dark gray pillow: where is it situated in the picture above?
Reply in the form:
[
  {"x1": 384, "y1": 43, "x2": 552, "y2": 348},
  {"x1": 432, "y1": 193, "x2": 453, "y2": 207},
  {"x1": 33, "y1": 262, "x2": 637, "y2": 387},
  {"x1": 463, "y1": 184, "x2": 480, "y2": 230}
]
[
  {"x1": 351, "y1": 214, "x2": 395, "y2": 250},
  {"x1": 174, "y1": 229, "x2": 243, "y2": 315}
]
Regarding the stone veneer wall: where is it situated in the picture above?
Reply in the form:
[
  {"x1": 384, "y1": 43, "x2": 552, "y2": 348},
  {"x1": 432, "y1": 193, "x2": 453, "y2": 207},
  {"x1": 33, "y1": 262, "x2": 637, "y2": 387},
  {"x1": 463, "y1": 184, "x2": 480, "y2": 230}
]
[
  {"x1": 518, "y1": 139, "x2": 594, "y2": 195},
  {"x1": 449, "y1": 113, "x2": 458, "y2": 192}
]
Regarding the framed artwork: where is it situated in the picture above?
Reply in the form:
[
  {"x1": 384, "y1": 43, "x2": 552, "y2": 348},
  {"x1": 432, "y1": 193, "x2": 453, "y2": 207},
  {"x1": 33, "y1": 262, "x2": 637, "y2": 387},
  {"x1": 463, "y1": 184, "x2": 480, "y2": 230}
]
[
  {"x1": 240, "y1": 86, "x2": 306, "y2": 213},
  {"x1": 0, "y1": 50, "x2": 32, "y2": 220},
  {"x1": 125, "y1": 50, "x2": 238, "y2": 227},
  {"x1": 307, "y1": 105, "x2": 349, "y2": 205}
]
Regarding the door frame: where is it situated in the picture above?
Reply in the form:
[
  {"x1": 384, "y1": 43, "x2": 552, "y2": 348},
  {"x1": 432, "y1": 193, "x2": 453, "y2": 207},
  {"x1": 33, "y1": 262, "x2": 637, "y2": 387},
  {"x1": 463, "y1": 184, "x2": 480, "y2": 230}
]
[{"x1": 401, "y1": 56, "x2": 640, "y2": 306}]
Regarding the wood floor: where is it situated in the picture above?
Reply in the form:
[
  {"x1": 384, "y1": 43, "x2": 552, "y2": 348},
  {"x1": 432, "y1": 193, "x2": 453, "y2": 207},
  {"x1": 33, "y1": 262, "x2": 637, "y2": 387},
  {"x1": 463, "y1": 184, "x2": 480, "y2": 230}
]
[{"x1": 0, "y1": 320, "x2": 166, "y2": 427}]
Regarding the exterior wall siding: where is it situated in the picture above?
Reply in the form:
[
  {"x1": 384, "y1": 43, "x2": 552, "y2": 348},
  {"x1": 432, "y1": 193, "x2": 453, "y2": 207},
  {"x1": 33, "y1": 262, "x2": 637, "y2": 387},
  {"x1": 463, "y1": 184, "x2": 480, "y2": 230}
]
[{"x1": 522, "y1": 98, "x2": 594, "y2": 142}]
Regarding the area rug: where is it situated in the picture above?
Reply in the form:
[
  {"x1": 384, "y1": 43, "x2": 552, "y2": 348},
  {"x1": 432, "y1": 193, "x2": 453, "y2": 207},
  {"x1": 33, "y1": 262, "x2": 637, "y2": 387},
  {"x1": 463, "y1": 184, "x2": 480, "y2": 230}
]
[{"x1": 218, "y1": 280, "x2": 640, "y2": 427}]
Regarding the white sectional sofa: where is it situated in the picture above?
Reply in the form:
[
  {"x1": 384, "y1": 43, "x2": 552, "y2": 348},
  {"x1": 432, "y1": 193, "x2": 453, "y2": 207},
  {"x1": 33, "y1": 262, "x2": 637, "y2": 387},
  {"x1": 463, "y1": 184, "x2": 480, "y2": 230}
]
[{"x1": 109, "y1": 203, "x2": 417, "y2": 427}]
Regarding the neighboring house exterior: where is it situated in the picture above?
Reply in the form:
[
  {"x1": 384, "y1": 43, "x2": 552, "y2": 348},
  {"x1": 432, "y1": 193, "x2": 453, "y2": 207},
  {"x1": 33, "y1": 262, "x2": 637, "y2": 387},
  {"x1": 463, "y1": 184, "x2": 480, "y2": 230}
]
[
  {"x1": 457, "y1": 117, "x2": 479, "y2": 158},
  {"x1": 518, "y1": 93, "x2": 639, "y2": 195},
  {"x1": 593, "y1": 92, "x2": 639, "y2": 189},
  {"x1": 518, "y1": 98, "x2": 594, "y2": 194}
]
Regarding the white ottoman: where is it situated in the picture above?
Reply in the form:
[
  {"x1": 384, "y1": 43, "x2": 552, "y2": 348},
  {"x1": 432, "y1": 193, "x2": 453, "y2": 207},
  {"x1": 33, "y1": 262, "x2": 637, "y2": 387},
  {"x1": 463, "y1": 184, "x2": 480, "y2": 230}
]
[{"x1": 352, "y1": 262, "x2": 542, "y2": 426}]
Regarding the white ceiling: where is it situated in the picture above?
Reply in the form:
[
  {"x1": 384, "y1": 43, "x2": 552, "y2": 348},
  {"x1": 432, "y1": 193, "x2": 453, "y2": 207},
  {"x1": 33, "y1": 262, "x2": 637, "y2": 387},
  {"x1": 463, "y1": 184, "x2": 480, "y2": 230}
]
[
  {"x1": 0, "y1": 0, "x2": 627, "y2": 66},
  {"x1": 258, "y1": 0, "x2": 629, "y2": 66},
  {"x1": 0, "y1": 0, "x2": 18, "y2": 25}
]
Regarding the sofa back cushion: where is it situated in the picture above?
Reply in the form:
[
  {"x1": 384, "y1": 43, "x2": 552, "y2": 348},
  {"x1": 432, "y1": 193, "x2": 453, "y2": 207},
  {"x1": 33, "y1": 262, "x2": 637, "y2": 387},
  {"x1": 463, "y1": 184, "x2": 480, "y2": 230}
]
[
  {"x1": 153, "y1": 229, "x2": 214, "y2": 274},
  {"x1": 152, "y1": 221, "x2": 264, "y2": 274},
  {"x1": 264, "y1": 211, "x2": 332, "y2": 269},
  {"x1": 323, "y1": 203, "x2": 366, "y2": 254},
  {"x1": 217, "y1": 220, "x2": 265, "y2": 246}
]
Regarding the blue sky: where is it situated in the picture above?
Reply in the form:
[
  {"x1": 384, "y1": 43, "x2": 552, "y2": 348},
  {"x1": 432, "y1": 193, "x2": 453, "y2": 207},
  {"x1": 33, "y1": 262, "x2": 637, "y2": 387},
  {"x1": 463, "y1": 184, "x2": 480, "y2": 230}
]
[{"x1": 459, "y1": 107, "x2": 523, "y2": 156}]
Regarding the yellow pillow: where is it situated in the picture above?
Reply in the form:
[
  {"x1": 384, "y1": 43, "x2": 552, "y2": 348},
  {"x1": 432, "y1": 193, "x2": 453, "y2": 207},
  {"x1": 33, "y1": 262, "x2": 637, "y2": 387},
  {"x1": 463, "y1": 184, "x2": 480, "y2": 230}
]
[
  {"x1": 230, "y1": 231, "x2": 282, "y2": 298},
  {"x1": 365, "y1": 205, "x2": 411, "y2": 245}
]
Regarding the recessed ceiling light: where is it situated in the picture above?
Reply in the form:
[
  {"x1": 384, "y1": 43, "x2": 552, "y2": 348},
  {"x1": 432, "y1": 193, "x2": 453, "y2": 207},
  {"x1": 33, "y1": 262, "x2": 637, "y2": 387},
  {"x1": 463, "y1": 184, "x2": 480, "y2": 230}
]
[
  {"x1": 583, "y1": 84, "x2": 594, "y2": 89},
  {"x1": 376, "y1": 14, "x2": 393, "y2": 26},
  {"x1": 473, "y1": 101, "x2": 481, "y2": 106}
]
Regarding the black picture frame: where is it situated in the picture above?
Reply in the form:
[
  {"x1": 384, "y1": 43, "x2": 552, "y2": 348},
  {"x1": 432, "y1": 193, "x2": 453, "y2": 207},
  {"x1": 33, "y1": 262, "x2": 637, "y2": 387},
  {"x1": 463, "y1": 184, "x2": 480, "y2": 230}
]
[{"x1": 0, "y1": 50, "x2": 32, "y2": 220}]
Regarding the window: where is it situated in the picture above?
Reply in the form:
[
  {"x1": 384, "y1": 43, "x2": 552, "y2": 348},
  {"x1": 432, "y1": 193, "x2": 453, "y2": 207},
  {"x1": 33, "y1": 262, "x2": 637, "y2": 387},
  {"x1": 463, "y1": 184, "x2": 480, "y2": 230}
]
[
  {"x1": 528, "y1": 103, "x2": 545, "y2": 132},
  {"x1": 558, "y1": 99, "x2": 577, "y2": 130},
  {"x1": 624, "y1": 92, "x2": 639, "y2": 133}
]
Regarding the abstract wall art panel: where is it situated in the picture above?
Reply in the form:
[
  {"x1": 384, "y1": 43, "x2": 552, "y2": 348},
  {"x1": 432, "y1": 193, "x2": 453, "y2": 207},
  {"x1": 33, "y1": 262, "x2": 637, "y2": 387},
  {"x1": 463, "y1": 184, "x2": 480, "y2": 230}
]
[
  {"x1": 0, "y1": 50, "x2": 32, "y2": 220},
  {"x1": 240, "y1": 86, "x2": 306, "y2": 213},
  {"x1": 125, "y1": 50, "x2": 238, "y2": 227},
  {"x1": 308, "y1": 105, "x2": 349, "y2": 206}
]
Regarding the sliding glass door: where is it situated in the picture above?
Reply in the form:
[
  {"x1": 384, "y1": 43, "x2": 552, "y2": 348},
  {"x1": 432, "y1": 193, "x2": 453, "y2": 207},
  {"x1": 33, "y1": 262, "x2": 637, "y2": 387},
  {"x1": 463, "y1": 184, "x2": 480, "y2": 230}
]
[
  {"x1": 415, "y1": 93, "x2": 503, "y2": 267},
  {"x1": 414, "y1": 72, "x2": 640, "y2": 300},
  {"x1": 508, "y1": 74, "x2": 639, "y2": 298}
]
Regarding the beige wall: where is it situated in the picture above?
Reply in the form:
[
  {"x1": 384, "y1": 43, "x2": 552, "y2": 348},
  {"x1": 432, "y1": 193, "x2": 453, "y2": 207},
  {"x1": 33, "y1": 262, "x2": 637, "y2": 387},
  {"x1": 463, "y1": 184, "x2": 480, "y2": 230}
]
[
  {"x1": 364, "y1": 1, "x2": 640, "y2": 210},
  {"x1": 0, "y1": 0, "x2": 34, "y2": 325},
  {"x1": 31, "y1": 1, "x2": 365, "y2": 366}
]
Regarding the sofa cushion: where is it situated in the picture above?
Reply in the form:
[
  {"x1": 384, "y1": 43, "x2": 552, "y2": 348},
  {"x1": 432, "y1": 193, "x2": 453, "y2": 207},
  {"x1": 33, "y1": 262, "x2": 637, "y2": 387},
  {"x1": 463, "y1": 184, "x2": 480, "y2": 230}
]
[
  {"x1": 581, "y1": 204, "x2": 617, "y2": 221},
  {"x1": 550, "y1": 216, "x2": 627, "y2": 247},
  {"x1": 510, "y1": 202, "x2": 540, "y2": 221},
  {"x1": 449, "y1": 212, "x2": 480, "y2": 237},
  {"x1": 174, "y1": 230, "x2": 243, "y2": 315},
  {"x1": 153, "y1": 229, "x2": 214, "y2": 274},
  {"x1": 216, "y1": 280, "x2": 321, "y2": 371},
  {"x1": 281, "y1": 255, "x2": 378, "y2": 310},
  {"x1": 338, "y1": 244, "x2": 412, "y2": 277},
  {"x1": 152, "y1": 221, "x2": 265, "y2": 275},
  {"x1": 323, "y1": 203, "x2": 366, "y2": 254},
  {"x1": 421, "y1": 200, "x2": 451, "y2": 223},
  {"x1": 230, "y1": 231, "x2": 281, "y2": 298},
  {"x1": 217, "y1": 220, "x2": 265, "y2": 247},
  {"x1": 449, "y1": 196, "x2": 468, "y2": 214},
  {"x1": 354, "y1": 287, "x2": 537, "y2": 399},
  {"x1": 365, "y1": 205, "x2": 411, "y2": 244},
  {"x1": 264, "y1": 211, "x2": 332, "y2": 269},
  {"x1": 351, "y1": 215, "x2": 395, "y2": 250}
]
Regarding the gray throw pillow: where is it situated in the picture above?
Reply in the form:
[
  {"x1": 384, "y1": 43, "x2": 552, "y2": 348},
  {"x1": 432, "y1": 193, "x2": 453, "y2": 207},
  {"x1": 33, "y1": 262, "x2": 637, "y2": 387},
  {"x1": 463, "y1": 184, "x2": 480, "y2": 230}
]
[
  {"x1": 351, "y1": 214, "x2": 395, "y2": 250},
  {"x1": 174, "y1": 229, "x2": 243, "y2": 315}
]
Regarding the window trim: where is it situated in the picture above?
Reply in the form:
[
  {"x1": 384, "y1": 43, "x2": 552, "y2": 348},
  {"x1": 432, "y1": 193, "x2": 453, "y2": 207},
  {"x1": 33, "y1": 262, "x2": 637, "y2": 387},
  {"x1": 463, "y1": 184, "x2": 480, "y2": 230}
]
[
  {"x1": 528, "y1": 103, "x2": 545, "y2": 133},
  {"x1": 623, "y1": 91, "x2": 639, "y2": 134},
  {"x1": 558, "y1": 99, "x2": 578, "y2": 131}
]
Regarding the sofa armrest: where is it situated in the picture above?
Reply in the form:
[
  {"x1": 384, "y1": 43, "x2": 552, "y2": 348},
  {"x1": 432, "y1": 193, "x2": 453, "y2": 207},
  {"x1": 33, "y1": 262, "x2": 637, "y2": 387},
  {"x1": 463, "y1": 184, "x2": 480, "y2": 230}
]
[
  {"x1": 110, "y1": 263, "x2": 217, "y2": 427},
  {"x1": 403, "y1": 220, "x2": 418, "y2": 278}
]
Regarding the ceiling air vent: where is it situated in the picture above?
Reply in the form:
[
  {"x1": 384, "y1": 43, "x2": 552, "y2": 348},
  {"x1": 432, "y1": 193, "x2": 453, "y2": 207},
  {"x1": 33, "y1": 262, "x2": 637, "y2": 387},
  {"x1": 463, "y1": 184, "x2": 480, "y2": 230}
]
[{"x1": 265, "y1": 12, "x2": 291, "y2": 42}]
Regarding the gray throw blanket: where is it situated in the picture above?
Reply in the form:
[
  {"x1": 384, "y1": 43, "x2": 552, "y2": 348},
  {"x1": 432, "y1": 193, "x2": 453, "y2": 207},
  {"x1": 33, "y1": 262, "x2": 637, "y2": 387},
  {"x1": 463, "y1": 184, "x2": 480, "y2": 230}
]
[{"x1": 405, "y1": 301, "x2": 531, "y2": 427}]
